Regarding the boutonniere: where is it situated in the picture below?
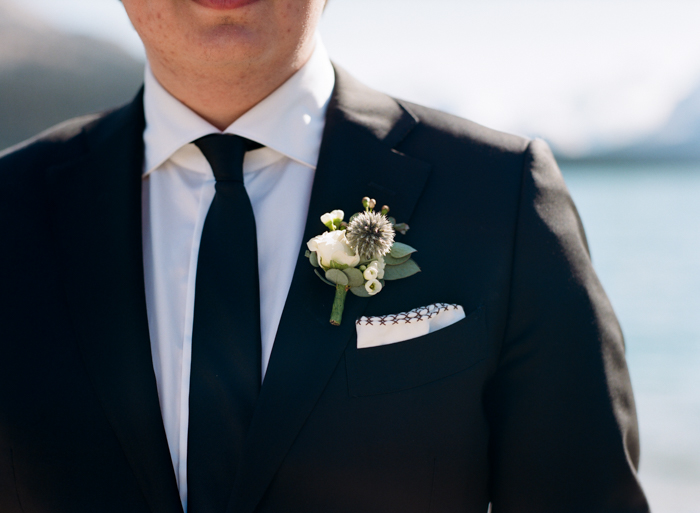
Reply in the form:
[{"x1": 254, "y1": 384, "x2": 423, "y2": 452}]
[{"x1": 305, "y1": 197, "x2": 420, "y2": 326}]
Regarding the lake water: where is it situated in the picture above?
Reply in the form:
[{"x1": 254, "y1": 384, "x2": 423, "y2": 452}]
[{"x1": 560, "y1": 163, "x2": 700, "y2": 512}]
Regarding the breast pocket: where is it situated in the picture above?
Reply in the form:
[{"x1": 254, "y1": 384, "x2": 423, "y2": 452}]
[{"x1": 345, "y1": 306, "x2": 487, "y2": 397}]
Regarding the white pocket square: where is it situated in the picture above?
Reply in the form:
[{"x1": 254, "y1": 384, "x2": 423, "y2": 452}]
[{"x1": 356, "y1": 303, "x2": 466, "y2": 349}]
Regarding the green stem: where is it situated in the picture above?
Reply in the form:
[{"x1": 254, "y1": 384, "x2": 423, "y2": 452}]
[{"x1": 330, "y1": 285, "x2": 348, "y2": 326}]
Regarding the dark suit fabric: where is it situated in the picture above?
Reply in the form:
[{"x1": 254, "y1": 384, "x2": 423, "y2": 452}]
[{"x1": 0, "y1": 67, "x2": 648, "y2": 513}]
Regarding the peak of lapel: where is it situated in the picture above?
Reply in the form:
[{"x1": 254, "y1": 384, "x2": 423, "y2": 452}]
[
  {"x1": 227, "y1": 66, "x2": 432, "y2": 513},
  {"x1": 45, "y1": 91, "x2": 183, "y2": 513}
]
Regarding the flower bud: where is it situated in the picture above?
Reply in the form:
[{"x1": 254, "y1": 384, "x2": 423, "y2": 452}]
[
  {"x1": 320, "y1": 210, "x2": 344, "y2": 231},
  {"x1": 368, "y1": 198, "x2": 377, "y2": 210},
  {"x1": 362, "y1": 197, "x2": 371, "y2": 209},
  {"x1": 381, "y1": 205, "x2": 390, "y2": 215},
  {"x1": 320, "y1": 213, "x2": 334, "y2": 229}
]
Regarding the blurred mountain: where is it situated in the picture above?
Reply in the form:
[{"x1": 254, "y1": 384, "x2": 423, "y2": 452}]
[
  {"x1": 0, "y1": 1, "x2": 144, "y2": 151},
  {"x1": 3, "y1": 0, "x2": 699, "y2": 163},
  {"x1": 562, "y1": 84, "x2": 700, "y2": 163}
]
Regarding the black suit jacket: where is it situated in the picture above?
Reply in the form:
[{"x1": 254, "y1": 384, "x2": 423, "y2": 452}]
[{"x1": 0, "y1": 67, "x2": 648, "y2": 513}]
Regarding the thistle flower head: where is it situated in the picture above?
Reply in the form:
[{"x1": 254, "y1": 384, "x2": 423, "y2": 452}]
[{"x1": 345, "y1": 211, "x2": 395, "y2": 261}]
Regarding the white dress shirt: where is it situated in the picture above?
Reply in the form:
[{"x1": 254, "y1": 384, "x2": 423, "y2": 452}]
[{"x1": 140, "y1": 38, "x2": 335, "y2": 510}]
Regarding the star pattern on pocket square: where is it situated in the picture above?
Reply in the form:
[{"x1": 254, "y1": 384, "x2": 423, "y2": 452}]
[
  {"x1": 357, "y1": 303, "x2": 460, "y2": 326},
  {"x1": 355, "y1": 303, "x2": 466, "y2": 349}
]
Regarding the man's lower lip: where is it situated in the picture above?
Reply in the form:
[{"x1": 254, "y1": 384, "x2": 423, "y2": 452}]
[{"x1": 193, "y1": 0, "x2": 260, "y2": 9}]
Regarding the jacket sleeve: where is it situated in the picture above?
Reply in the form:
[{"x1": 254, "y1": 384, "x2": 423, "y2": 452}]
[{"x1": 485, "y1": 139, "x2": 649, "y2": 512}]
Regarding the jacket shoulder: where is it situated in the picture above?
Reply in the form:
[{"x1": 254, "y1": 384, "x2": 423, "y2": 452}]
[
  {"x1": 398, "y1": 100, "x2": 531, "y2": 158},
  {"x1": 394, "y1": 100, "x2": 546, "y2": 197},
  {"x1": 0, "y1": 113, "x2": 106, "y2": 178}
]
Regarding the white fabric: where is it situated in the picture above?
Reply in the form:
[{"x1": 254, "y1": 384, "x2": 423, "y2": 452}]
[
  {"x1": 140, "y1": 37, "x2": 335, "y2": 510},
  {"x1": 356, "y1": 304, "x2": 466, "y2": 349}
]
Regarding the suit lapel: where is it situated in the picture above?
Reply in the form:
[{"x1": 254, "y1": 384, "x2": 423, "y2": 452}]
[
  {"x1": 45, "y1": 92, "x2": 183, "y2": 513},
  {"x1": 228, "y1": 67, "x2": 432, "y2": 513}
]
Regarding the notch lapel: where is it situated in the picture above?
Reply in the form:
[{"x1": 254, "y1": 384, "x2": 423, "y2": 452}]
[
  {"x1": 45, "y1": 92, "x2": 183, "y2": 513},
  {"x1": 228, "y1": 67, "x2": 432, "y2": 513}
]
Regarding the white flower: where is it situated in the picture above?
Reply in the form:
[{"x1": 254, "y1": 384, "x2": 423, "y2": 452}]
[
  {"x1": 307, "y1": 230, "x2": 360, "y2": 269},
  {"x1": 320, "y1": 210, "x2": 344, "y2": 231},
  {"x1": 363, "y1": 266, "x2": 378, "y2": 281},
  {"x1": 375, "y1": 256, "x2": 385, "y2": 279},
  {"x1": 362, "y1": 257, "x2": 385, "y2": 281},
  {"x1": 364, "y1": 278, "x2": 383, "y2": 296}
]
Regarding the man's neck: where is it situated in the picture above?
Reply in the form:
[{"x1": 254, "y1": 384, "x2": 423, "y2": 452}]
[{"x1": 147, "y1": 45, "x2": 316, "y2": 131}]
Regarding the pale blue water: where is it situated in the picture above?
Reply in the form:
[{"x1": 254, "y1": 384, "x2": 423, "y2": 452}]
[{"x1": 561, "y1": 163, "x2": 700, "y2": 512}]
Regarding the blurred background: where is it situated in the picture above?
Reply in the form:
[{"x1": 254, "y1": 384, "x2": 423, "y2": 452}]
[{"x1": 2, "y1": 0, "x2": 698, "y2": 510}]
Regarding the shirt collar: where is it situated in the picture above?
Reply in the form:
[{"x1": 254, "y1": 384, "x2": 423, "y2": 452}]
[{"x1": 142, "y1": 35, "x2": 335, "y2": 176}]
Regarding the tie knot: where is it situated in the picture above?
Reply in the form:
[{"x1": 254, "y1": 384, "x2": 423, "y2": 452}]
[{"x1": 194, "y1": 134, "x2": 262, "y2": 182}]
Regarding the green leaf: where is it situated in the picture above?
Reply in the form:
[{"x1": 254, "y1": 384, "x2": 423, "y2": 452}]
[
  {"x1": 315, "y1": 269, "x2": 335, "y2": 286},
  {"x1": 325, "y1": 269, "x2": 349, "y2": 286},
  {"x1": 390, "y1": 242, "x2": 417, "y2": 259},
  {"x1": 384, "y1": 253, "x2": 411, "y2": 266},
  {"x1": 343, "y1": 267, "x2": 365, "y2": 288},
  {"x1": 393, "y1": 223, "x2": 410, "y2": 235},
  {"x1": 308, "y1": 251, "x2": 320, "y2": 268},
  {"x1": 350, "y1": 285, "x2": 372, "y2": 297},
  {"x1": 383, "y1": 259, "x2": 420, "y2": 281},
  {"x1": 329, "y1": 261, "x2": 349, "y2": 270}
]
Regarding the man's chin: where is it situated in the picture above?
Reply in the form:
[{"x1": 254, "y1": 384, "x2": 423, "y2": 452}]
[{"x1": 192, "y1": 0, "x2": 261, "y2": 10}]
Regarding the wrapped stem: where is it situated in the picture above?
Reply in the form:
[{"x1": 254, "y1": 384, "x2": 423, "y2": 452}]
[{"x1": 330, "y1": 284, "x2": 348, "y2": 326}]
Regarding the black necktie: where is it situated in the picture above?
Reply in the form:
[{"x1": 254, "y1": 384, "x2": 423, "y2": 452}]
[{"x1": 187, "y1": 134, "x2": 262, "y2": 513}]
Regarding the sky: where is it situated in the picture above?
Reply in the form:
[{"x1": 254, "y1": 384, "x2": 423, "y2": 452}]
[{"x1": 14, "y1": 0, "x2": 700, "y2": 156}]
